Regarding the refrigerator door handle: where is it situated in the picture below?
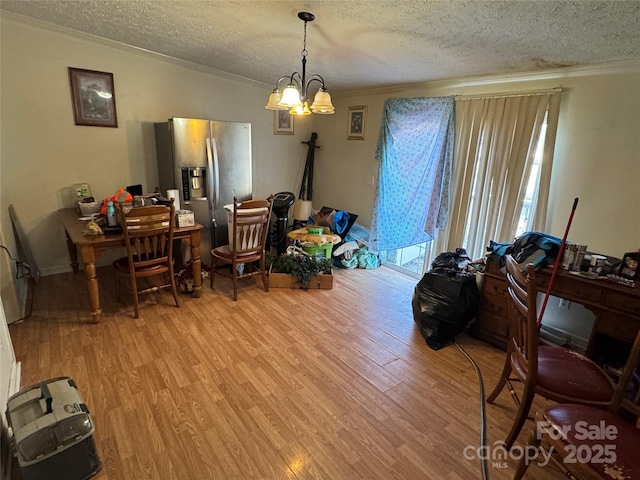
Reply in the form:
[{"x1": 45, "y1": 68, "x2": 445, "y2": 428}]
[
  {"x1": 210, "y1": 137, "x2": 221, "y2": 204},
  {"x1": 206, "y1": 137, "x2": 217, "y2": 226},
  {"x1": 212, "y1": 138, "x2": 220, "y2": 205}
]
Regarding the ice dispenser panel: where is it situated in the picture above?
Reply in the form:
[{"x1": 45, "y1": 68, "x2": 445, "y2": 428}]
[{"x1": 181, "y1": 167, "x2": 207, "y2": 203}]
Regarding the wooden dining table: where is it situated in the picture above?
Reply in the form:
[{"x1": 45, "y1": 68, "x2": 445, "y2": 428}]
[{"x1": 58, "y1": 208, "x2": 203, "y2": 323}]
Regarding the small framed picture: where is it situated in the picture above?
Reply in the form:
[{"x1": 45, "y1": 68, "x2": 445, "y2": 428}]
[
  {"x1": 274, "y1": 110, "x2": 294, "y2": 135},
  {"x1": 618, "y1": 252, "x2": 640, "y2": 281},
  {"x1": 347, "y1": 105, "x2": 367, "y2": 140},
  {"x1": 68, "y1": 67, "x2": 118, "y2": 127}
]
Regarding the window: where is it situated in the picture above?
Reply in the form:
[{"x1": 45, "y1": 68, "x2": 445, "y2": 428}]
[
  {"x1": 514, "y1": 120, "x2": 547, "y2": 237},
  {"x1": 384, "y1": 242, "x2": 428, "y2": 277},
  {"x1": 380, "y1": 92, "x2": 561, "y2": 277},
  {"x1": 413, "y1": 92, "x2": 561, "y2": 275},
  {"x1": 371, "y1": 97, "x2": 455, "y2": 255}
]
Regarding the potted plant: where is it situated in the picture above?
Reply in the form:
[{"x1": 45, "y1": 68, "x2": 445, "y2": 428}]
[{"x1": 267, "y1": 251, "x2": 334, "y2": 289}]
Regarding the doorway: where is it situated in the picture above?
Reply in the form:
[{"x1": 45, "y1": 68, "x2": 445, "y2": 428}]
[{"x1": 384, "y1": 242, "x2": 429, "y2": 278}]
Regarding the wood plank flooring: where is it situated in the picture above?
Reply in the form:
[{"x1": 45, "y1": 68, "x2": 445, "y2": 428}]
[{"x1": 8, "y1": 266, "x2": 566, "y2": 479}]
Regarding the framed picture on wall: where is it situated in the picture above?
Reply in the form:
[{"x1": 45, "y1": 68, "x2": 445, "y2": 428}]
[
  {"x1": 274, "y1": 110, "x2": 294, "y2": 135},
  {"x1": 618, "y1": 252, "x2": 640, "y2": 281},
  {"x1": 347, "y1": 105, "x2": 367, "y2": 140},
  {"x1": 68, "y1": 67, "x2": 118, "y2": 127}
]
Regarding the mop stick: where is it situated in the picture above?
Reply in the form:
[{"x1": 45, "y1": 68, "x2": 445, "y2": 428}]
[{"x1": 537, "y1": 197, "x2": 578, "y2": 326}]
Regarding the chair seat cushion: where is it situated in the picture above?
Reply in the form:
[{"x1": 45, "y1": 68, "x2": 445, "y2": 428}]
[
  {"x1": 541, "y1": 404, "x2": 640, "y2": 479},
  {"x1": 212, "y1": 245, "x2": 260, "y2": 262},
  {"x1": 514, "y1": 346, "x2": 614, "y2": 403}
]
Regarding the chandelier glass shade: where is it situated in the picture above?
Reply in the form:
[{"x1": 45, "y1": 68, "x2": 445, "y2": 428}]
[{"x1": 265, "y1": 12, "x2": 335, "y2": 116}]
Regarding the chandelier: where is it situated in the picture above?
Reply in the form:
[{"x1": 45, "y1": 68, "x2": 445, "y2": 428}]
[{"x1": 265, "y1": 12, "x2": 335, "y2": 116}]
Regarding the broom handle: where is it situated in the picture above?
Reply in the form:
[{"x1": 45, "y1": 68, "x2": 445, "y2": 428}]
[{"x1": 538, "y1": 197, "x2": 578, "y2": 326}]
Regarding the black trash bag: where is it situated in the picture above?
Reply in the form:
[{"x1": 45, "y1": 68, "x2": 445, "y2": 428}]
[
  {"x1": 431, "y1": 247, "x2": 472, "y2": 271},
  {"x1": 412, "y1": 268, "x2": 481, "y2": 350}
]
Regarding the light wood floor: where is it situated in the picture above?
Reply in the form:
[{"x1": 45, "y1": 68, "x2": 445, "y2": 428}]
[{"x1": 9, "y1": 266, "x2": 566, "y2": 479}]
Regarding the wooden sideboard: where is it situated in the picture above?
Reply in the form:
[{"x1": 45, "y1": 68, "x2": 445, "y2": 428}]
[{"x1": 471, "y1": 258, "x2": 640, "y2": 368}]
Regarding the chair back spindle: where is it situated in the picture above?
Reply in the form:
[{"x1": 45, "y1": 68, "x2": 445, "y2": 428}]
[
  {"x1": 514, "y1": 312, "x2": 640, "y2": 479},
  {"x1": 611, "y1": 326, "x2": 640, "y2": 417},
  {"x1": 112, "y1": 201, "x2": 180, "y2": 318},
  {"x1": 210, "y1": 195, "x2": 274, "y2": 301},
  {"x1": 487, "y1": 254, "x2": 615, "y2": 450},
  {"x1": 505, "y1": 257, "x2": 539, "y2": 380}
]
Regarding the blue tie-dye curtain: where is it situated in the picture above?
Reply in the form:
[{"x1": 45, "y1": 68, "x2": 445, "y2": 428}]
[{"x1": 371, "y1": 97, "x2": 455, "y2": 252}]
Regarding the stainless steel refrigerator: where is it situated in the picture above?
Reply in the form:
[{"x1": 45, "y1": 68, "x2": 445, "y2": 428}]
[{"x1": 154, "y1": 118, "x2": 252, "y2": 266}]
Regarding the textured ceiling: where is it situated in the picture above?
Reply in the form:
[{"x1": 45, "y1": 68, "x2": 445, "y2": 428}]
[{"x1": 2, "y1": 1, "x2": 640, "y2": 93}]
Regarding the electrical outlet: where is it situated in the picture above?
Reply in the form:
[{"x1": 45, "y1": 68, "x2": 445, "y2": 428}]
[
  {"x1": 366, "y1": 175, "x2": 375, "y2": 186},
  {"x1": 558, "y1": 298, "x2": 571, "y2": 309}
]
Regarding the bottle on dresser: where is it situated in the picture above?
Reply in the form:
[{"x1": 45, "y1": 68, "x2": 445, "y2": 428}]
[{"x1": 106, "y1": 201, "x2": 117, "y2": 227}]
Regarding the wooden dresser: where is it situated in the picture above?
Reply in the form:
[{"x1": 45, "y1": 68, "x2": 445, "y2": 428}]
[{"x1": 471, "y1": 258, "x2": 640, "y2": 367}]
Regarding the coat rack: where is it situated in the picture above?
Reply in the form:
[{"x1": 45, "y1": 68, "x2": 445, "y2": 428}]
[{"x1": 292, "y1": 132, "x2": 320, "y2": 221}]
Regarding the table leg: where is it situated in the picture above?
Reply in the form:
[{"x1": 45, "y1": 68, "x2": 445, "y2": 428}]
[
  {"x1": 64, "y1": 230, "x2": 79, "y2": 273},
  {"x1": 190, "y1": 230, "x2": 202, "y2": 298},
  {"x1": 79, "y1": 245, "x2": 102, "y2": 323}
]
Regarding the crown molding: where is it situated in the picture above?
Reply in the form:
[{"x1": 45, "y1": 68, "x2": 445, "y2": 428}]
[
  {"x1": 1, "y1": 11, "x2": 270, "y2": 88},
  {"x1": 337, "y1": 59, "x2": 640, "y2": 98}
]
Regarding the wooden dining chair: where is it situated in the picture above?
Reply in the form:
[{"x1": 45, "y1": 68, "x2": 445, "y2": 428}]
[
  {"x1": 210, "y1": 195, "x2": 274, "y2": 301},
  {"x1": 514, "y1": 325, "x2": 640, "y2": 479},
  {"x1": 487, "y1": 255, "x2": 615, "y2": 450},
  {"x1": 113, "y1": 201, "x2": 180, "y2": 318}
]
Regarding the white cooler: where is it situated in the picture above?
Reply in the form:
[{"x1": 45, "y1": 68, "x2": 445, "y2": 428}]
[{"x1": 224, "y1": 203, "x2": 269, "y2": 248}]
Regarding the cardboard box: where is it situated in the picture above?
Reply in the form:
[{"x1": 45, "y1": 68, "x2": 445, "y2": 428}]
[
  {"x1": 176, "y1": 210, "x2": 195, "y2": 227},
  {"x1": 269, "y1": 271, "x2": 333, "y2": 289}
]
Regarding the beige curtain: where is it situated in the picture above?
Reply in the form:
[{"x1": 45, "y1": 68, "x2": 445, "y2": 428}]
[{"x1": 427, "y1": 91, "x2": 561, "y2": 265}]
